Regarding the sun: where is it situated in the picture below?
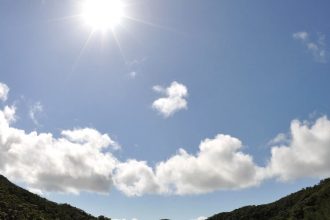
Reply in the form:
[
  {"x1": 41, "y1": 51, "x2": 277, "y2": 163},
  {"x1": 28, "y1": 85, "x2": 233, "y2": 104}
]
[{"x1": 82, "y1": 0, "x2": 125, "y2": 31}]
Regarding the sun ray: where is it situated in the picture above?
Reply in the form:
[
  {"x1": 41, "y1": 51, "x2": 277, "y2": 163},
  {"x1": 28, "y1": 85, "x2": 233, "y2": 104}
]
[
  {"x1": 123, "y1": 15, "x2": 183, "y2": 34},
  {"x1": 65, "y1": 30, "x2": 96, "y2": 82},
  {"x1": 62, "y1": 0, "x2": 184, "y2": 79},
  {"x1": 42, "y1": 15, "x2": 81, "y2": 23},
  {"x1": 111, "y1": 30, "x2": 128, "y2": 64}
]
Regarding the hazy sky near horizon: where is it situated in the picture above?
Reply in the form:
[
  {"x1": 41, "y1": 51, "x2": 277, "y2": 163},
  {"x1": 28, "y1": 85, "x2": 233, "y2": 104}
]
[{"x1": 1, "y1": 0, "x2": 330, "y2": 219}]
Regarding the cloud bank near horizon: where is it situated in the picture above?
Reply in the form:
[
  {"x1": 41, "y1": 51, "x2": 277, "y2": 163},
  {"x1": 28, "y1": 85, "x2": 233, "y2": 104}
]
[{"x1": 0, "y1": 81, "x2": 330, "y2": 196}]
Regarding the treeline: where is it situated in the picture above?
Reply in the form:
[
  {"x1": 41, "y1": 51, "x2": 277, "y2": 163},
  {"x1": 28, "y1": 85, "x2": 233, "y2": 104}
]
[
  {"x1": 207, "y1": 178, "x2": 330, "y2": 220},
  {"x1": 0, "y1": 175, "x2": 111, "y2": 220}
]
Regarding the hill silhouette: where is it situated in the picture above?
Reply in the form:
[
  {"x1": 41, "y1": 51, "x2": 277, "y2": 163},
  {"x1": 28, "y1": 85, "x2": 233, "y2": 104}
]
[
  {"x1": 0, "y1": 175, "x2": 110, "y2": 220},
  {"x1": 1, "y1": 174, "x2": 330, "y2": 220},
  {"x1": 207, "y1": 178, "x2": 330, "y2": 220}
]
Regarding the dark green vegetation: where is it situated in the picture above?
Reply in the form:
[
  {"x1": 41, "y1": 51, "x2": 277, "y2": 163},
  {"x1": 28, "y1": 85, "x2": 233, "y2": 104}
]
[
  {"x1": 0, "y1": 175, "x2": 110, "y2": 220},
  {"x1": 1, "y1": 174, "x2": 330, "y2": 220},
  {"x1": 207, "y1": 178, "x2": 330, "y2": 220}
]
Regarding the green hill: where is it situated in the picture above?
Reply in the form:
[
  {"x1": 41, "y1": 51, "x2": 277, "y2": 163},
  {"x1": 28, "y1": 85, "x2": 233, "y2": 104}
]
[
  {"x1": 207, "y1": 178, "x2": 330, "y2": 220},
  {"x1": 0, "y1": 175, "x2": 110, "y2": 220},
  {"x1": 2, "y1": 174, "x2": 330, "y2": 220}
]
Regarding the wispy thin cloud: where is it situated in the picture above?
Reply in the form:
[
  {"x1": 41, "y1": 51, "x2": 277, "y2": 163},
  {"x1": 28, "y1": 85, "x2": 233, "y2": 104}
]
[
  {"x1": 128, "y1": 71, "x2": 137, "y2": 79},
  {"x1": 268, "y1": 133, "x2": 288, "y2": 146},
  {"x1": 293, "y1": 31, "x2": 327, "y2": 63},
  {"x1": 126, "y1": 57, "x2": 147, "y2": 67},
  {"x1": 126, "y1": 57, "x2": 147, "y2": 80},
  {"x1": 29, "y1": 102, "x2": 44, "y2": 126},
  {"x1": 0, "y1": 82, "x2": 9, "y2": 102}
]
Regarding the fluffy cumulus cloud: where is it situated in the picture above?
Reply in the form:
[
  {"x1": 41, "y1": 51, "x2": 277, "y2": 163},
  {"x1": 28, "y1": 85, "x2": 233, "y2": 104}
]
[
  {"x1": 267, "y1": 116, "x2": 330, "y2": 181},
  {"x1": 114, "y1": 135, "x2": 264, "y2": 196},
  {"x1": 113, "y1": 117, "x2": 330, "y2": 196},
  {"x1": 293, "y1": 31, "x2": 327, "y2": 63},
  {"x1": 113, "y1": 160, "x2": 161, "y2": 196},
  {"x1": 1, "y1": 81, "x2": 330, "y2": 196},
  {"x1": 0, "y1": 82, "x2": 9, "y2": 102},
  {"x1": 155, "y1": 134, "x2": 264, "y2": 195},
  {"x1": 152, "y1": 81, "x2": 188, "y2": 117},
  {"x1": 0, "y1": 106, "x2": 119, "y2": 194}
]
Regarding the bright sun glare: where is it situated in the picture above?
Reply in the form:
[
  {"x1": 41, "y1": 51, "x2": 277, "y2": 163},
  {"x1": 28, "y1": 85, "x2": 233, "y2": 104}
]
[{"x1": 82, "y1": 0, "x2": 125, "y2": 31}]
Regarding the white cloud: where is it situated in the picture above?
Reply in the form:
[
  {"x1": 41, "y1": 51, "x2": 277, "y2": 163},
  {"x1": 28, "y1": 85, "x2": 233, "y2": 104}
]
[
  {"x1": 155, "y1": 134, "x2": 263, "y2": 195},
  {"x1": 267, "y1": 116, "x2": 330, "y2": 181},
  {"x1": 27, "y1": 187, "x2": 44, "y2": 196},
  {"x1": 3, "y1": 105, "x2": 16, "y2": 123},
  {"x1": 1, "y1": 81, "x2": 330, "y2": 197},
  {"x1": 1, "y1": 98, "x2": 330, "y2": 196},
  {"x1": 293, "y1": 31, "x2": 308, "y2": 41},
  {"x1": 0, "y1": 82, "x2": 9, "y2": 102},
  {"x1": 62, "y1": 127, "x2": 121, "y2": 150},
  {"x1": 29, "y1": 102, "x2": 43, "y2": 126},
  {"x1": 293, "y1": 31, "x2": 327, "y2": 63},
  {"x1": 126, "y1": 57, "x2": 147, "y2": 80},
  {"x1": 152, "y1": 81, "x2": 188, "y2": 117},
  {"x1": 113, "y1": 160, "x2": 161, "y2": 196},
  {"x1": 0, "y1": 105, "x2": 119, "y2": 194},
  {"x1": 112, "y1": 117, "x2": 330, "y2": 196},
  {"x1": 268, "y1": 133, "x2": 288, "y2": 146},
  {"x1": 128, "y1": 71, "x2": 137, "y2": 79},
  {"x1": 195, "y1": 217, "x2": 207, "y2": 220},
  {"x1": 114, "y1": 134, "x2": 263, "y2": 196}
]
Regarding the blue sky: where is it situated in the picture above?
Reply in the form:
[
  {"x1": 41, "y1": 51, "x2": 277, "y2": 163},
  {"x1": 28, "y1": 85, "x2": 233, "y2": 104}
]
[{"x1": 1, "y1": 0, "x2": 330, "y2": 219}]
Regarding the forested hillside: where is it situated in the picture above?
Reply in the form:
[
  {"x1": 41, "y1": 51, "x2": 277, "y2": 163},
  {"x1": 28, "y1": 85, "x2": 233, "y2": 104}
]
[
  {"x1": 207, "y1": 178, "x2": 330, "y2": 220},
  {"x1": 0, "y1": 175, "x2": 110, "y2": 220},
  {"x1": 1, "y1": 173, "x2": 330, "y2": 220}
]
